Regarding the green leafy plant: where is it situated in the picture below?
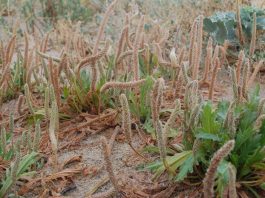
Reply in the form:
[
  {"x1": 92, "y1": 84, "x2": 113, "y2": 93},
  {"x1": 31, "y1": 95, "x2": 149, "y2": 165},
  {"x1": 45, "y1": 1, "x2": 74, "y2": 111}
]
[
  {"x1": 146, "y1": 84, "x2": 265, "y2": 197},
  {"x1": 204, "y1": 6, "x2": 265, "y2": 45}
]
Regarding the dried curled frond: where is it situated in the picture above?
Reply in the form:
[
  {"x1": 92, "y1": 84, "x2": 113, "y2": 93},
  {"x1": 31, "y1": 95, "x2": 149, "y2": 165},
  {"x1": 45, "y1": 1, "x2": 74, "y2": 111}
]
[
  {"x1": 100, "y1": 79, "x2": 146, "y2": 93},
  {"x1": 203, "y1": 140, "x2": 235, "y2": 198},
  {"x1": 100, "y1": 136, "x2": 119, "y2": 193},
  {"x1": 249, "y1": 12, "x2": 257, "y2": 57}
]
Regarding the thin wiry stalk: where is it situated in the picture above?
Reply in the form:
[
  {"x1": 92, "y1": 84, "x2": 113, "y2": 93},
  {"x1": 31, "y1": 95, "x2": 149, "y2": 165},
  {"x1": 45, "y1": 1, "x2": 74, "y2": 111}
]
[
  {"x1": 249, "y1": 12, "x2": 257, "y2": 57},
  {"x1": 100, "y1": 79, "x2": 146, "y2": 93},
  {"x1": 208, "y1": 58, "x2": 220, "y2": 100},
  {"x1": 203, "y1": 140, "x2": 235, "y2": 198},
  {"x1": 100, "y1": 136, "x2": 119, "y2": 193}
]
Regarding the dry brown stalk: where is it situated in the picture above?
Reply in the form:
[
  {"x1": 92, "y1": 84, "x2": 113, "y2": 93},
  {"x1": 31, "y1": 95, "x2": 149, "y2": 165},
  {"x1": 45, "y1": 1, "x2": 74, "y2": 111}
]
[
  {"x1": 249, "y1": 12, "x2": 257, "y2": 57},
  {"x1": 236, "y1": 50, "x2": 245, "y2": 83},
  {"x1": 191, "y1": 42, "x2": 199, "y2": 80},
  {"x1": 53, "y1": 66, "x2": 60, "y2": 107},
  {"x1": 151, "y1": 78, "x2": 165, "y2": 126},
  {"x1": 193, "y1": 15, "x2": 204, "y2": 80},
  {"x1": 41, "y1": 32, "x2": 50, "y2": 52},
  {"x1": 132, "y1": 15, "x2": 145, "y2": 80},
  {"x1": 212, "y1": 45, "x2": 219, "y2": 69},
  {"x1": 163, "y1": 99, "x2": 181, "y2": 145},
  {"x1": 228, "y1": 163, "x2": 237, "y2": 198},
  {"x1": 241, "y1": 58, "x2": 250, "y2": 100},
  {"x1": 89, "y1": 187, "x2": 116, "y2": 198},
  {"x1": 247, "y1": 60, "x2": 264, "y2": 89},
  {"x1": 203, "y1": 140, "x2": 235, "y2": 198},
  {"x1": 200, "y1": 37, "x2": 213, "y2": 86},
  {"x1": 100, "y1": 136, "x2": 119, "y2": 193},
  {"x1": 189, "y1": 18, "x2": 198, "y2": 67},
  {"x1": 58, "y1": 53, "x2": 68, "y2": 74},
  {"x1": 100, "y1": 79, "x2": 146, "y2": 93},
  {"x1": 119, "y1": 94, "x2": 148, "y2": 160},
  {"x1": 208, "y1": 58, "x2": 220, "y2": 100},
  {"x1": 17, "y1": 95, "x2": 25, "y2": 115},
  {"x1": 37, "y1": 50, "x2": 61, "y2": 63},
  {"x1": 236, "y1": 0, "x2": 245, "y2": 45},
  {"x1": 119, "y1": 94, "x2": 132, "y2": 144},
  {"x1": 93, "y1": 0, "x2": 117, "y2": 55},
  {"x1": 23, "y1": 33, "x2": 29, "y2": 72},
  {"x1": 76, "y1": 41, "x2": 110, "y2": 74},
  {"x1": 5, "y1": 35, "x2": 16, "y2": 65}
]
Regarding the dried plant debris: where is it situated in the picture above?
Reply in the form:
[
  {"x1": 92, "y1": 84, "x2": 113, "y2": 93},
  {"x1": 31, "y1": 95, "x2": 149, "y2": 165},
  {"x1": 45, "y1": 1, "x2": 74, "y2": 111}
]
[{"x1": 0, "y1": 0, "x2": 265, "y2": 197}]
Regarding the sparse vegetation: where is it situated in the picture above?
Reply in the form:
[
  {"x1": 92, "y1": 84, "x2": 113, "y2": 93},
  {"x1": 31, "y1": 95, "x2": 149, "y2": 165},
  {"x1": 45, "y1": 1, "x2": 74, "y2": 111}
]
[{"x1": 0, "y1": 0, "x2": 265, "y2": 197}]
